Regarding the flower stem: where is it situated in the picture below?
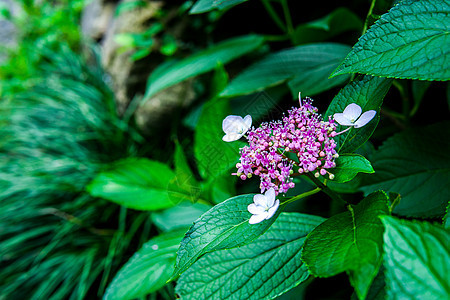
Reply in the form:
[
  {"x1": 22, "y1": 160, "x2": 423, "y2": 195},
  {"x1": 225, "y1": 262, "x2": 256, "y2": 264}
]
[
  {"x1": 392, "y1": 80, "x2": 411, "y2": 121},
  {"x1": 334, "y1": 127, "x2": 352, "y2": 136},
  {"x1": 282, "y1": 187, "x2": 321, "y2": 205},
  {"x1": 362, "y1": 0, "x2": 377, "y2": 35},
  {"x1": 261, "y1": 0, "x2": 287, "y2": 32},
  {"x1": 263, "y1": 34, "x2": 290, "y2": 42},
  {"x1": 280, "y1": 0, "x2": 294, "y2": 37},
  {"x1": 306, "y1": 173, "x2": 347, "y2": 204}
]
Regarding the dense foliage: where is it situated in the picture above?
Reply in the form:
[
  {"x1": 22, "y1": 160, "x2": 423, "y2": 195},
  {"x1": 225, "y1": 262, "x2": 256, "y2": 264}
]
[{"x1": 0, "y1": 0, "x2": 448, "y2": 299}]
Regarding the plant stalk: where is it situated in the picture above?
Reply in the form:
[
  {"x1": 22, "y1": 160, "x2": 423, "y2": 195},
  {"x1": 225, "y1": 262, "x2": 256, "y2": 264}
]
[
  {"x1": 362, "y1": 0, "x2": 377, "y2": 35},
  {"x1": 306, "y1": 173, "x2": 347, "y2": 204},
  {"x1": 261, "y1": 0, "x2": 287, "y2": 32},
  {"x1": 282, "y1": 187, "x2": 322, "y2": 205},
  {"x1": 280, "y1": 0, "x2": 294, "y2": 37}
]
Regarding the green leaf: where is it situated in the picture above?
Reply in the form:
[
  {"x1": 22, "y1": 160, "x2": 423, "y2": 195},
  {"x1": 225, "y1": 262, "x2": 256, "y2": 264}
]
[
  {"x1": 229, "y1": 86, "x2": 286, "y2": 121},
  {"x1": 444, "y1": 202, "x2": 450, "y2": 229},
  {"x1": 220, "y1": 43, "x2": 351, "y2": 98},
  {"x1": 332, "y1": 153, "x2": 374, "y2": 183},
  {"x1": 103, "y1": 229, "x2": 185, "y2": 300},
  {"x1": 361, "y1": 122, "x2": 450, "y2": 217},
  {"x1": 293, "y1": 7, "x2": 363, "y2": 44},
  {"x1": 302, "y1": 191, "x2": 390, "y2": 300},
  {"x1": 190, "y1": 0, "x2": 248, "y2": 14},
  {"x1": 160, "y1": 34, "x2": 178, "y2": 56},
  {"x1": 131, "y1": 48, "x2": 152, "y2": 61},
  {"x1": 327, "y1": 176, "x2": 362, "y2": 194},
  {"x1": 324, "y1": 75, "x2": 392, "y2": 153},
  {"x1": 172, "y1": 194, "x2": 282, "y2": 278},
  {"x1": 447, "y1": 83, "x2": 450, "y2": 111},
  {"x1": 144, "y1": 35, "x2": 265, "y2": 101},
  {"x1": 87, "y1": 158, "x2": 179, "y2": 211},
  {"x1": 208, "y1": 175, "x2": 237, "y2": 204},
  {"x1": 171, "y1": 142, "x2": 202, "y2": 200},
  {"x1": 211, "y1": 63, "x2": 229, "y2": 97},
  {"x1": 331, "y1": 0, "x2": 450, "y2": 81},
  {"x1": 410, "y1": 80, "x2": 432, "y2": 116},
  {"x1": 381, "y1": 217, "x2": 450, "y2": 299},
  {"x1": 176, "y1": 213, "x2": 325, "y2": 300},
  {"x1": 174, "y1": 142, "x2": 197, "y2": 186},
  {"x1": 194, "y1": 97, "x2": 243, "y2": 179},
  {"x1": 115, "y1": 0, "x2": 147, "y2": 15},
  {"x1": 151, "y1": 203, "x2": 211, "y2": 232},
  {"x1": 328, "y1": 143, "x2": 376, "y2": 192},
  {"x1": 351, "y1": 267, "x2": 386, "y2": 300}
]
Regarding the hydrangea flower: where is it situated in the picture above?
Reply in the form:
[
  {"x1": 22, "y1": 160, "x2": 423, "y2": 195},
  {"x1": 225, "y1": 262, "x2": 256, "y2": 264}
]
[
  {"x1": 247, "y1": 188, "x2": 279, "y2": 224},
  {"x1": 222, "y1": 115, "x2": 252, "y2": 142},
  {"x1": 233, "y1": 96, "x2": 338, "y2": 195},
  {"x1": 333, "y1": 103, "x2": 376, "y2": 128}
]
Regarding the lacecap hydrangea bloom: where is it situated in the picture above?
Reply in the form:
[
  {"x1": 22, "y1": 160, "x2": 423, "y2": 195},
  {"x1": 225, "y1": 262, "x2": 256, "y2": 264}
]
[{"x1": 233, "y1": 96, "x2": 339, "y2": 195}]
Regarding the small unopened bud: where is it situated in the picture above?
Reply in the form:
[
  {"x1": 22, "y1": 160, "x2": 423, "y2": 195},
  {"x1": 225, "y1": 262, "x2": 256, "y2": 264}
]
[
  {"x1": 240, "y1": 175, "x2": 247, "y2": 180},
  {"x1": 247, "y1": 173, "x2": 252, "y2": 178},
  {"x1": 314, "y1": 172, "x2": 320, "y2": 178},
  {"x1": 329, "y1": 173, "x2": 335, "y2": 180}
]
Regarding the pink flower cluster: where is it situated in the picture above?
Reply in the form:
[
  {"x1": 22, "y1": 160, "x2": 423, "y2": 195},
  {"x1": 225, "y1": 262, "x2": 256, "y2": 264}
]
[{"x1": 235, "y1": 97, "x2": 338, "y2": 195}]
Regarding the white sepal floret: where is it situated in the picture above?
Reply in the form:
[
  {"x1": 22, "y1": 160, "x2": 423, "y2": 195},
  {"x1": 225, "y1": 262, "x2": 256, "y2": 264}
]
[
  {"x1": 333, "y1": 103, "x2": 376, "y2": 128},
  {"x1": 247, "y1": 188, "x2": 279, "y2": 224},
  {"x1": 222, "y1": 115, "x2": 252, "y2": 142}
]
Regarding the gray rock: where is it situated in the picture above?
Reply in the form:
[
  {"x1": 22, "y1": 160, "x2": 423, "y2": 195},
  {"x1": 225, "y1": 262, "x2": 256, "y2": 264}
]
[
  {"x1": 81, "y1": 0, "x2": 116, "y2": 41},
  {"x1": 0, "y1": 0, "x2": 21, "y2": 63},
  {"x1": 81, "y1": 0, "x2": 195, "y2": 134}
]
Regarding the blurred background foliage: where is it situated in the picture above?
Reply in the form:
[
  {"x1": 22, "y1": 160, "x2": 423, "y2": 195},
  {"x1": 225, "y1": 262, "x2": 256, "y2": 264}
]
[{"x1": 0, "y1": 0, "x2": 448, "y2": 299}]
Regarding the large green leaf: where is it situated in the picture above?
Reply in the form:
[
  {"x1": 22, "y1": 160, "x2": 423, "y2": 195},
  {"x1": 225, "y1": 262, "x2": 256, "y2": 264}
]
[
  {"x1": 293, "y1": 7, "x2": 363, "y2": 44},
  {"x1": 194, "y1": 97, "x2": 243, "y2": 179},
  {"x1": 143, "y1": 35, "x2": 265, "y2": 100},
  {"x1": 302, "y1": 191, "x2": 390, "y2": 300},
  {"x1": 176, "y1": 213, "x2": 325, "y2": 300},
  {"x1": 332, "y1": 153, "x2": 374, "y2": 183},
  {"x1": 172, "y1": 194, "x2": 282, "y2": 278},
  {"x1": 331, "y1": 0, "x2": 450, "y2": 81},
  {"x1": 87, "y1": 158, "x2": 180, "y2": 210},
  {"x1": 220, "y1": 43, "x2": 351, "y2": 98},
  {"x1": 324, "y1": 75, "x2": 392, "y2": 153},
  {"x1": 381, "y1": 217, "x2": 450, "y2": 299},
  {"x1": 103, "y1": 229, "x2": 185, "y2": 300},
  {"x1": 190, "y1": 0, "x2": 248, "y2": 14},
  {"x1": 361, "y1": 122, "x2": 450, "y2": 217}
]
